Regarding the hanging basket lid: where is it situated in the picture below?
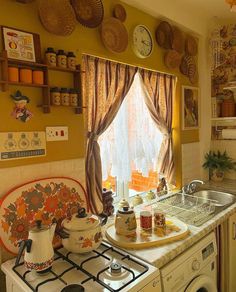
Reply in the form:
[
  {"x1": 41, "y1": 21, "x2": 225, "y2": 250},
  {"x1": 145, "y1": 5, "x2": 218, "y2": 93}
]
[
  {"x1": 155, "y1": 21, "x2": 173, "y2": 49},
  {"x1": 71, "y1": 0, "x2": 104, "y2": 28},
  {"x1": 113, "y1": 4, "x2": 127, "y2": 22},
  {"x1": 185, "y1": 35, "x2": 198, "y2": 56},
  {"x1": 38, "y1": 0, "x2": 76, "y2": 36},
  {"x1": 164, "y1": 50, "x2": 181, "y2": 69},
  {"x1": 171, "y1": 26, "x2": 184, "y2": 53},
  {"x1": 100, "y1": 17, "x2": 128, "y2": 53}
]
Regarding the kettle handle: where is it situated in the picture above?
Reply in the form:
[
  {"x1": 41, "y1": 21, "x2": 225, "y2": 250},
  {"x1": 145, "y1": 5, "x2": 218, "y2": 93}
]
[
  {"x1": 15, "y1": 239, "x2": 32, "y2": 266},
  {"x1": 99, "y1": 213, "x2": 108, "y2": 226}
]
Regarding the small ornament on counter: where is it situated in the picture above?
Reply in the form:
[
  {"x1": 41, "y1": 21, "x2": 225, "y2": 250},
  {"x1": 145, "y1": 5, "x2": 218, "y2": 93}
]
[
  {"x1": 45, "y1": 47, "x2": 57, "y2": 66},
  {"x1": 11, "y1": 90, "x2": 33, "y2": 122},
  {"x1": 145, "y1": 190, "x2": 156, "y2": 201},
  {"x1": 69, "y1": 88, "x2": 78, "y2": 106},
  {"x1": 67, "y1": 51, "x2": 76, "y2": 70},
  {"x1": 131, "y1": 194, "x2": 143, "y2": 207},
  {"x1": 60, "y1": 88, "x2": 70, "y2": 106},
  {"x1": 50, "y1": 87, "x2": 61, "y2": 105},
  {"x1": 118, "y1": 198, "x2": 130, "y2": 209},
  {"x1": 102, "y1": 188, "x2": 114, "y2": 216},
  {"x1": 57, "y1": 49, "x2": 67, "y2": 68}
]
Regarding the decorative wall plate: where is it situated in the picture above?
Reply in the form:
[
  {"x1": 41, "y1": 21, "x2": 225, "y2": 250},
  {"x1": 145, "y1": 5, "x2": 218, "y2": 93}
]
[
  {"x1": 185, "y1": 35, "x2": 198, "y2": 56},
  {"x1": 164, "y1": 50, "x2": 181, "y2": 69},
  {"x1": 113, "y1": 4, "x2": 127, "y2": 22},
  {"x1": 155, "y1": 21, "x2": 173, "y2": 49},
  {"x1": 171, "y1": 26, "x2": 184, "y2": 53},
  {"x1": 0, "y1": 177, "x2": 89, "y2": 254},
  {"x1": 71, "y1": 0, "x2": 104, "y2": 28},
  {"x1": 38, "y1": 0, "x2": 76, "y2": 36},
  {"x1": 100, "y1": 17, "x2": 128, "y2": 53}
]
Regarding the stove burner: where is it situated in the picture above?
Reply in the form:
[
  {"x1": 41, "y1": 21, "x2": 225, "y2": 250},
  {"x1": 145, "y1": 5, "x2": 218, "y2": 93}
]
[
  {"x1": 110, "y1": 262, "x2": 122, "y2": 275},
  {"x1": 61, "y1": 284, "x2": 85, "y2": 292}
]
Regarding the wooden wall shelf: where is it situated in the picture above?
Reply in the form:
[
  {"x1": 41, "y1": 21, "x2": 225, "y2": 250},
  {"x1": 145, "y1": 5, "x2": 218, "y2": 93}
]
[{"x1": 0, "y1": 50, "x2": 83, "y2": 114}]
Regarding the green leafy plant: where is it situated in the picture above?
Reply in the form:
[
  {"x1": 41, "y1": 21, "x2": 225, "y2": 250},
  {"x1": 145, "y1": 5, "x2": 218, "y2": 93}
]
[{"x1": 202, "y1": 150, "x2": 236, "y2": 172}]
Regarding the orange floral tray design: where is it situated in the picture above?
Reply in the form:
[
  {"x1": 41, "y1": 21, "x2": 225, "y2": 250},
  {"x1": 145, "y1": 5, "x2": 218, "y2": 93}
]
[
  {"x1": 105, "y1": 217, "x2": 189, "y2": 249},
  {"x1": 0, "y1": 177, "x2": 89, "y2": 254}
]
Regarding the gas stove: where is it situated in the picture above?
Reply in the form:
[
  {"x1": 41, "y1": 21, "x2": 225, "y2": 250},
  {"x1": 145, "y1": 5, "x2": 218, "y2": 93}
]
[{"x1": 1, "y1": 242, "x2": 161, "y2": 292}]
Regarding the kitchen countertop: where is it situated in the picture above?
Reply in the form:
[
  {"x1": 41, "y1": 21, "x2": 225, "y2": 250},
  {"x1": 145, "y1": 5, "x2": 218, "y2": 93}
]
[{"x1": 104, "y1": 179, "x2": 236, "y2": 269}]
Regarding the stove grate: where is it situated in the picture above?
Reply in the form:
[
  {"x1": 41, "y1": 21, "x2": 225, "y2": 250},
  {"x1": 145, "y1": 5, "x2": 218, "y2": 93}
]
[{"x1": 12, "y1": 242, "x2": 149, "y2": 292}]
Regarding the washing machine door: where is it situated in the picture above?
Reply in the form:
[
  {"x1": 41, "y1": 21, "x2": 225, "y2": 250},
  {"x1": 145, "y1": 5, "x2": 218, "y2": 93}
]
[{"x1": 185, "y1": 275, "x2": 217, "y2": 292}]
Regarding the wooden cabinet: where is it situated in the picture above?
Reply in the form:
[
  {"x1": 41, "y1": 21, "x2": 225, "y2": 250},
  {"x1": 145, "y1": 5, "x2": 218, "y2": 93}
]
[
  {"x1": 228, "y1": 212, "x2": 236, "y2": 292},
  {"x1": 0, "y1": 50, "x2": 83, "y2": 114}
]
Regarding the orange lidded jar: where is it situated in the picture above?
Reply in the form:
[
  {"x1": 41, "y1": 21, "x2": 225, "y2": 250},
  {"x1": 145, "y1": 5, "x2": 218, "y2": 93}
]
[
  {"x1": 33, "y1": 70, "x2": 44, "y2": 85},
  {"x1": 8, "y1": 67, "x2": 19, "y2": 82},
  {"x1": 19, "y1": 68, "x2": 32, "y2": 84}
]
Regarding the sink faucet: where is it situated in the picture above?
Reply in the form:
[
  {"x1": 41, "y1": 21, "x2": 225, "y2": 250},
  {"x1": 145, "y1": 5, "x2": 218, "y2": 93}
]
[{"x1": 182, "y1": 180, "x2": 204, "y2": 195}]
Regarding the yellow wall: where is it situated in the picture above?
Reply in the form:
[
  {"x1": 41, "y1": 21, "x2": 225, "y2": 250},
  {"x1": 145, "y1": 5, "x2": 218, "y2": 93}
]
[{"x1": 0, "y1": 0, "x2": 199, "y2": 186}]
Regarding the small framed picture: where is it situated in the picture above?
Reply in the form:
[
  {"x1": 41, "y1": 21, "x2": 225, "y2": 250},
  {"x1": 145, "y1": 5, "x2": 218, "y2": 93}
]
[
  {"x1": 1, "y1": 26, "x2": 41, "y2": 63},
  {"x1": 182, "y1": 86, "x2": 200, "y2": 130}
]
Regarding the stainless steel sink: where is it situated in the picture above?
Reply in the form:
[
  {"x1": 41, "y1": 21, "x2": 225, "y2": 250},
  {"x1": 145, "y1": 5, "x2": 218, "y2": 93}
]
[
  {"x1": 193, "y1": 190, "x2": 236, "y2": 207},
  {"x1": 155, "y1": 190, "x2": 236, "y2": 226}
]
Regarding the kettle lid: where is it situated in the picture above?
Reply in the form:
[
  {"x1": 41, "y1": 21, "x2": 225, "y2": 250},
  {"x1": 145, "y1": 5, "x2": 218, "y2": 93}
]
[
  {"x1": 62, "y1": 207, "x2": 99, "y2": 231},
  {"x1": 30, "y1": 220, "x2": 49, "y2": 233},
  {"x1": 118, "y1": 206, "x2": 134, "y2": 214}
]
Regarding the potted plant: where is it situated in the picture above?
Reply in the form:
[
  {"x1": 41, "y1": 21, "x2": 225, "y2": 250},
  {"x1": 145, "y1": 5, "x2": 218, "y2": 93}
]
[{"x1": 202, "y1": 150, "x2": 236, "y2": 182}]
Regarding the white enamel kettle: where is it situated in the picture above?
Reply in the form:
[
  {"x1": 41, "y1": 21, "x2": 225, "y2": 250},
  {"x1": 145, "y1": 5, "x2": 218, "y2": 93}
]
[{"x1": 15, "y1": 220, "x2": 56, "y2": 273}]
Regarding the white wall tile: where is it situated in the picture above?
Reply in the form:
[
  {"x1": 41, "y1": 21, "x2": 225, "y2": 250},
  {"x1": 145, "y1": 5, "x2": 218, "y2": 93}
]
[{"x1": 182, "y1": 142, "x2": 201, "y2": 185}]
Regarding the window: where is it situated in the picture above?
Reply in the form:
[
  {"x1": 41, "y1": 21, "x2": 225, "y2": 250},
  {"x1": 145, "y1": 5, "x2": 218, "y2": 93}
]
[{"x1": 98, "y1": 72, "x2": 163, "y2": 202}]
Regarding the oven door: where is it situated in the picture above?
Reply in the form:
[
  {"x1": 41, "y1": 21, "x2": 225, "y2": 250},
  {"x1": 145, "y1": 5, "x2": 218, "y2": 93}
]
[{"x1": 185, "y1": 275, "x2": 217, "y2": 292}]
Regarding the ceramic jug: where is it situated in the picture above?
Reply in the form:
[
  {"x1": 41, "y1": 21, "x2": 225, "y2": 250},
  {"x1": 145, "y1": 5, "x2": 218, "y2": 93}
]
[
  {"x1": 115, "y1": 206, "x2": 137, "y2": 236},
  {"x1": 15, "y1": 220, "x2": 56, "y2": 273}
]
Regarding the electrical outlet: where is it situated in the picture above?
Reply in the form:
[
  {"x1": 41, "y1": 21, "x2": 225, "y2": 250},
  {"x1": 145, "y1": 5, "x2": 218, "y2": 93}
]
[{"x1": 46, "y1": 127, "x2": 68, "y2": 141}]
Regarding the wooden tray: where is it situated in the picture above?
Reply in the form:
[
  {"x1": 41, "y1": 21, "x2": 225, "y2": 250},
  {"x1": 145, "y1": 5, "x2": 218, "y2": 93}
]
[{"x1": 105, "y1": 217, "x2": 189, "y2": 249}]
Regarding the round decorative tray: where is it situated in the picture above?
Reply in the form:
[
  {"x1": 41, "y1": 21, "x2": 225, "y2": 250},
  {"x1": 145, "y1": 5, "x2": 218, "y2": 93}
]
[
  {"x1": 71, "y1": 0, "x2": 104, "y2": 28},
  {"x1": 105, "y1": 217, "x2": 189, "y2": 249},
  {"x1": 100, "y1": 17, "x2": 128, "y2": 53}
]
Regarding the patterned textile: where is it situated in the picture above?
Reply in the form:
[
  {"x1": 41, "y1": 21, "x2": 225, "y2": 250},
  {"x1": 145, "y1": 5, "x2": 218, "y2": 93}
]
[
  {"x1": 140, "y1": 69, "x2": 176, "y2": 184},
  {"x1": 82, "y1": 55, "x2": 137, "y2": 213}
]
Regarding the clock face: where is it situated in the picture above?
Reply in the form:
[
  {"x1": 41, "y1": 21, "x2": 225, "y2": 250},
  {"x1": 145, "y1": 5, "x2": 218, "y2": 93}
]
[{"x1": 133, "y1": 25, "x2": 153, "y2": 58}]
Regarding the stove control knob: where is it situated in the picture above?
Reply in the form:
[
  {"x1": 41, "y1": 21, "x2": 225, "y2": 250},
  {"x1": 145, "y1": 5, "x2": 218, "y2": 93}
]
[
  {"x1": 152, "y1": 279, "x2": 159, "y2": 287},
  {"x1": 192, "y1": 259, "x2": 200, "y2": 271}
]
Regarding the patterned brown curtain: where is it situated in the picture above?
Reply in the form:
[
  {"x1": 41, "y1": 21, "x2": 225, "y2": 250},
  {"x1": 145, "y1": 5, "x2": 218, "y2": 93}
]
[
  {"x1": 140, "y1": 69, "x2": 176, "y2": 184},
  {"x1": 82, "y1": 55, "x2": 137, "y2": 214}
]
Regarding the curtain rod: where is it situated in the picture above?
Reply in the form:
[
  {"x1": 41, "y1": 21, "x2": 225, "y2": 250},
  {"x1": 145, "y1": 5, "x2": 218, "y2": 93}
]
[{"x1": 82, "y1": 53, "x2": 177, "y2": 79}]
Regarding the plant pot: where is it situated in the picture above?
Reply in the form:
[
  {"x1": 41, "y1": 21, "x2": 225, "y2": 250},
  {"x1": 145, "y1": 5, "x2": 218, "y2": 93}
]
[{"x1": 209, "y1": 168, "x2": 224, "y2": 182}]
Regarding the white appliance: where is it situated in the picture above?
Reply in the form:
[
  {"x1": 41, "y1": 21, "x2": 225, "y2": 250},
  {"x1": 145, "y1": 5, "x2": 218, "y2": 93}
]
[
  {"x1": 160, "y1": 232, "x2": 217, "y2": 292},
  {"x1": 1, "y1": 241, "x2": 161, "y2": 292}
]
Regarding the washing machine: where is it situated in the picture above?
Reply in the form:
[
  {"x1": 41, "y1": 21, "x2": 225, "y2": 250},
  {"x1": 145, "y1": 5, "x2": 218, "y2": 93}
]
[{"x1": 161, "y1": 232, "x2": 218, "y2": 292}]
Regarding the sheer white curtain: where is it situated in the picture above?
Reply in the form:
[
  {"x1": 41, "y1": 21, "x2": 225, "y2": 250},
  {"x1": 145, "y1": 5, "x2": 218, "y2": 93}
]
[{"x1": 98, "y1": 72, "x2": 163, "y2": 183}]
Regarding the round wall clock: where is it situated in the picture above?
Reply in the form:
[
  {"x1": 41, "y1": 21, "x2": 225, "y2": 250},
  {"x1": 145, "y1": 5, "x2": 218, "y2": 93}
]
[{"x1": 132, "y1": 25, "x2": 153, "y2": 58}]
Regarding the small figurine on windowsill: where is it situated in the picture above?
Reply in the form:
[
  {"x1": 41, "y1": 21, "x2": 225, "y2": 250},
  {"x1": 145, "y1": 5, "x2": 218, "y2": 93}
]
[
  {"x1": 157, "y1": 176, "x2": 168, "y2": 196},
  {"x1": 11, "y1": 90, "x2": 33, "y2": 122}
]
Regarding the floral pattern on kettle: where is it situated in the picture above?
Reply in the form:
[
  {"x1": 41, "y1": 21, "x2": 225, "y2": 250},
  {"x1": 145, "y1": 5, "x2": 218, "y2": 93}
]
[{"x1": 1, "y1": 182, "x2": 85, "y2": 248}]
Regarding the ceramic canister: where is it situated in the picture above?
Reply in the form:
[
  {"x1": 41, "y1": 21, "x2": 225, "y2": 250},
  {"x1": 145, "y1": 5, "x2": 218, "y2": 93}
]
[
  {"x1": 8, "y1": 67, "x2": 19, "y2": 82},
  {"x1": 50, "y1": 87, "x2": 61, "y2": 106},
  {"x1": 57, "y1": 50, "x2": 67, "y2": 68},
  {"x1": 20, "y1": 68, "x2": 32, "y2": 83},
  {"x1": 67, "y1": 52, "x2": 76, "y2": 70},
  {"x1": 45, "y1": 47, "x2": 56, "y2": 67},
  {"x1": 69, "y1": 88, "x2": 78, "y2": 106},
  {"x1": 33, "y1": 70, "x2": 44, "y2": 85},
  {"x1": 61, "y1": 88, "x2": 70, "y2": 106}
]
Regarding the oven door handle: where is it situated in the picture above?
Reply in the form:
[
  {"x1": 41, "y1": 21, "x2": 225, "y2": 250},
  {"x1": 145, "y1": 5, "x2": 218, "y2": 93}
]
[{"x1": 232, "y1": 222, "x2": 236, "y2": 240}]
